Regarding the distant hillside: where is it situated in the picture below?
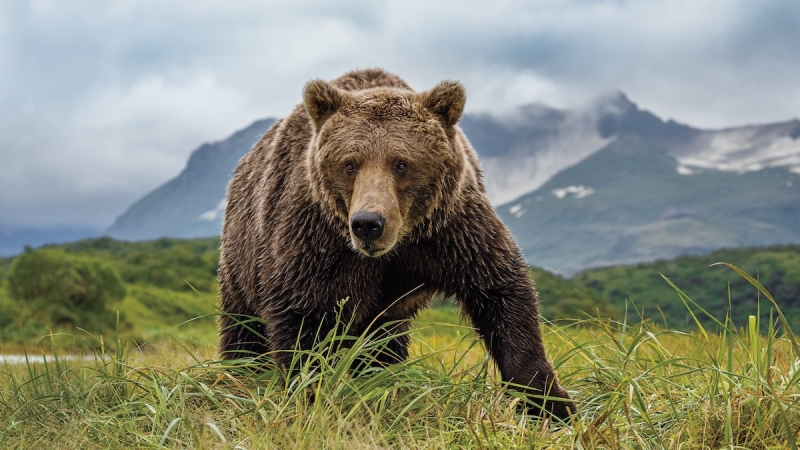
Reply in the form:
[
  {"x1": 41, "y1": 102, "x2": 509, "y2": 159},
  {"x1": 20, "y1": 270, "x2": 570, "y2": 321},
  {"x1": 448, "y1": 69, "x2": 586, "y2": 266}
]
[
  {"x1": 106, "y1": 119, "x2": 276, "y2": 241},
  {"x1": 572, "y1": 244, "x2": 800, "y2": 330}
]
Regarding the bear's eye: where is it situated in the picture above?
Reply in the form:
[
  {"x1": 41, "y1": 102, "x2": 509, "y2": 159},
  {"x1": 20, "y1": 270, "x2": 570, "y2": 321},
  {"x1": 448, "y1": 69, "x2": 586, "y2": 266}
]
[
  {"x1": 395, "y1": 161, "x2": 409, "y2": 174},
  {"x1": 344, "y1": 162, "x2": 357, "y2": 175}
]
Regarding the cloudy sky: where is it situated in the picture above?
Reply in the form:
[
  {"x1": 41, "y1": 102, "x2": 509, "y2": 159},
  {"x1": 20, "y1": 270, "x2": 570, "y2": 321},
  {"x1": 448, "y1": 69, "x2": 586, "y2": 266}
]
[{"x1": 1, "y1": 0, "x2": 799, "y2": 230}]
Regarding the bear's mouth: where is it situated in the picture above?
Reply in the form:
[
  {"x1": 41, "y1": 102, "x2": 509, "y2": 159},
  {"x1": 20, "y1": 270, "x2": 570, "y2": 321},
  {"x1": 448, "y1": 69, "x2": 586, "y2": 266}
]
[{"x1": 355, "y1": 241, "x2": 391, "y2": 257}]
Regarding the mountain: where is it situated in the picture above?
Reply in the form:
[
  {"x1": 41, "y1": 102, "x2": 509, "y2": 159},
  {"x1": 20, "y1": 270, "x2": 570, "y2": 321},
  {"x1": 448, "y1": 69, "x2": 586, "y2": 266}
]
[
  {"x1": 472, "y1": 94, "x2": 800, "y2": 202},
  {"x1": 106, "y1": 119, "x2": 275, "y2": 240},
  {"x1": 104, "y1": 94, "x2": 800, "y2": 274},
  {"x1": 498, "y1": 136, "x2": 800, "y2": 275},
  {"x1": 493, "y1": 96, "x2": 800, "y2": 274},
  {"x1": 466, "y1": 93, "x2": 702, "y2": 205}
]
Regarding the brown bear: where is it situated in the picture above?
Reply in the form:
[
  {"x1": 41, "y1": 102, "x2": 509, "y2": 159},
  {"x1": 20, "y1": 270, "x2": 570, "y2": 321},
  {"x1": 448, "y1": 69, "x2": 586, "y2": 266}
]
[{"x1": 218, "y1": 68, "x2": 574, "y2": 420}]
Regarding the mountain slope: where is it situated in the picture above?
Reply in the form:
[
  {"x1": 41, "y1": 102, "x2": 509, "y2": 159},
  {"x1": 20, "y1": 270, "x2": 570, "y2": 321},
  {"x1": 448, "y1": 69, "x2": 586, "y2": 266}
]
[
  {"x1": 106, "y1": 119, "x2": 275, "y2": 240},
  {"x1": 498, "y1": 135, "x2": 800, "y2": 275},
  {"x1": 462, "y1": 93, "x2": 700, "y2": 205}
]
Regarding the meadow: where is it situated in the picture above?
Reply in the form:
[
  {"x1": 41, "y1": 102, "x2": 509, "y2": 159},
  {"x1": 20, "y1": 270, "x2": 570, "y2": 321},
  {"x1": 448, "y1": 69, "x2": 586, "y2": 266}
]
[{"x1": 1, "y1": 264, "x2": 799, "y2": 449}]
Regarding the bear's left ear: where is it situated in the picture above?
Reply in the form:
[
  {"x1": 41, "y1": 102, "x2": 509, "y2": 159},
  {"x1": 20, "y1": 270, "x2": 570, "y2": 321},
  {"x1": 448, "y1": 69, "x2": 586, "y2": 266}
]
[
  {"x1": 418, "y1": 81, "x2": 466, "y2": 128},
  {"x1": 303, "y1": 79, "x2": 352, "y2": 131}
]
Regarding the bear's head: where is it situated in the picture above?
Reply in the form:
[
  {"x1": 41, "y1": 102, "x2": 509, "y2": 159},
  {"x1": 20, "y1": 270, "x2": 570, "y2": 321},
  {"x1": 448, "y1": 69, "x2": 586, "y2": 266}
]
[{"x1": 303, "y1": 79, "x2": 467, "y2": 257}]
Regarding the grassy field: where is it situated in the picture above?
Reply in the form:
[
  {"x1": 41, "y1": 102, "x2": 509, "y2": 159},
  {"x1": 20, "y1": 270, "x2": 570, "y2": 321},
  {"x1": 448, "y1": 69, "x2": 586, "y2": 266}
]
[
  {"x1": 0, "y1": 237, "x2": 616, "y2": 352},
  {"x1": 1, "y1": 266, "x2": 799, "y2": 448}
]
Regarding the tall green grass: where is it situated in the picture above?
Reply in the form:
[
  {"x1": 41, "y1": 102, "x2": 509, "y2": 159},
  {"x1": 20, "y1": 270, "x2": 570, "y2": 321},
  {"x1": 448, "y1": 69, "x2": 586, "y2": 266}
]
[{"x1": 1, "y1": 264, "x2": 798, "y2": 448}]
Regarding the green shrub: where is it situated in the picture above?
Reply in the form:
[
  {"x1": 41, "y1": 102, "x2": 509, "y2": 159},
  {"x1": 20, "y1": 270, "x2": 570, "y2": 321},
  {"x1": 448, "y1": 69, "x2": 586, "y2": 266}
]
[
  {"x1": 530, "y1": 267, "x2": 618, "y2": 320},
  {"x1": 574, "y1": 244, "x2": 800, "y2": 329},
  {"x1": 5, "y1": 248, "x2": 125, "y2": 332}
]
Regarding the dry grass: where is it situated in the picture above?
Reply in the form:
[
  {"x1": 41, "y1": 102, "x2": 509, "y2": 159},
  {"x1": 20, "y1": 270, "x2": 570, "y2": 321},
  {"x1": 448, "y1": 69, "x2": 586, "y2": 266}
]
[{"x1": 1, "y1": 266, "x2": 798, "y2": 449}]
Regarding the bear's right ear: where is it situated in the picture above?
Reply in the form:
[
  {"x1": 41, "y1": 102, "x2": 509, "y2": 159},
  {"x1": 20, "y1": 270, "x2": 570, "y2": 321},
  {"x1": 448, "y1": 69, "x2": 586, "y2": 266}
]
[{"x1": 303, "y1": 79, "x2": 350, "y2": 131}]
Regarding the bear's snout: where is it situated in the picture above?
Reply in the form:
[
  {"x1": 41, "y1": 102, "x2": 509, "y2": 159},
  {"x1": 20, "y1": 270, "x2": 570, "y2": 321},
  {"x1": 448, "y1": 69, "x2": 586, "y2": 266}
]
[{"x1": 351, "y1": 210, "x2": 385, "y2": 243}]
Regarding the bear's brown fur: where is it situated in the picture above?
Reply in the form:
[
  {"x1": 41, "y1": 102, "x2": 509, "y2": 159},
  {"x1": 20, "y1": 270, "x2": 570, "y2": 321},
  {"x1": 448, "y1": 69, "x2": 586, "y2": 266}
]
[{"x1": 218, "y1": 68, "x2": 574, "y2": 419}]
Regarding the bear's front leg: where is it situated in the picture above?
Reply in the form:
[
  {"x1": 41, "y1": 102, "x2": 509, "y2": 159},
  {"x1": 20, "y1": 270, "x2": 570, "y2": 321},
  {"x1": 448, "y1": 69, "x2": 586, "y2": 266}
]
[
  {"x1": 457, "y1": 273, "x2": 575, "y2": 420},
  {"x1": 218, "y1": 311, "x2": 269, "y2": 360},
  {"x1": 217, "y1": 273, "x2": 269, "y2": 360},
  {"x1": 445, "y1": 212, "x2": 575, "y2": 421}
]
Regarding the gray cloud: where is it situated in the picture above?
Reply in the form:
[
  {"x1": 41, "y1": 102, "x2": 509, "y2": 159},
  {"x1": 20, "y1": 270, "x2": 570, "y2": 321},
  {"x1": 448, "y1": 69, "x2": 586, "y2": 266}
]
[{"x1": 1, "y1": 0, "x2": 799, "y2": 228}]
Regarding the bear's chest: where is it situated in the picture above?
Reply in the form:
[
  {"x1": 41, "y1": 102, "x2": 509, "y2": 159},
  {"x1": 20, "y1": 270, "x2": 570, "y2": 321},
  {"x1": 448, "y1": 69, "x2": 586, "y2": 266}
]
[{"x1": 331, "y1": 255, "x2": 433, "y2": 325}]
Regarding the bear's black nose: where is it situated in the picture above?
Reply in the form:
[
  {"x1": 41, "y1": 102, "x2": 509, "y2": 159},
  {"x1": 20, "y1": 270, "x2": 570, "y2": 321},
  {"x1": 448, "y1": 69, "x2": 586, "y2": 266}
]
[{"x1": 351, "y1": 211, "x2": 385, "y2": 242}]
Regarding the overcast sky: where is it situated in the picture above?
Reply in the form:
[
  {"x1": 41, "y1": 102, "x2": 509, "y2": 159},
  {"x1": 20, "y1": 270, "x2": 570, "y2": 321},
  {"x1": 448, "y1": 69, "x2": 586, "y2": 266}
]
[{"x1": 1, "y1": 0, "x2": 799, "y2": 230}]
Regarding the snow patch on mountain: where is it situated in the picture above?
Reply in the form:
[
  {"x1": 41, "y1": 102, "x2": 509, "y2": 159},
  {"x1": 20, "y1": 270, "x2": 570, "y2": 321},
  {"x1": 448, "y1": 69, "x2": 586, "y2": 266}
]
[
  {"x1": 480, "y1": 105, "x2": 613, "y2": 205},
  {"x1": 671, "y1": 122, "x2": 800, "y2": 174},
  {"x1": 676, "y1": 165, "x2": 700, "y2": 175},
  {"x1": 198, "y1": 199, "x2": 226, "y2": 221},
  {"x1": 508, "y1": 203, "x2": 526, "y2": 218},
  {"x1": 551, "y1": 185, "x2": 595, "y2": 199}
]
